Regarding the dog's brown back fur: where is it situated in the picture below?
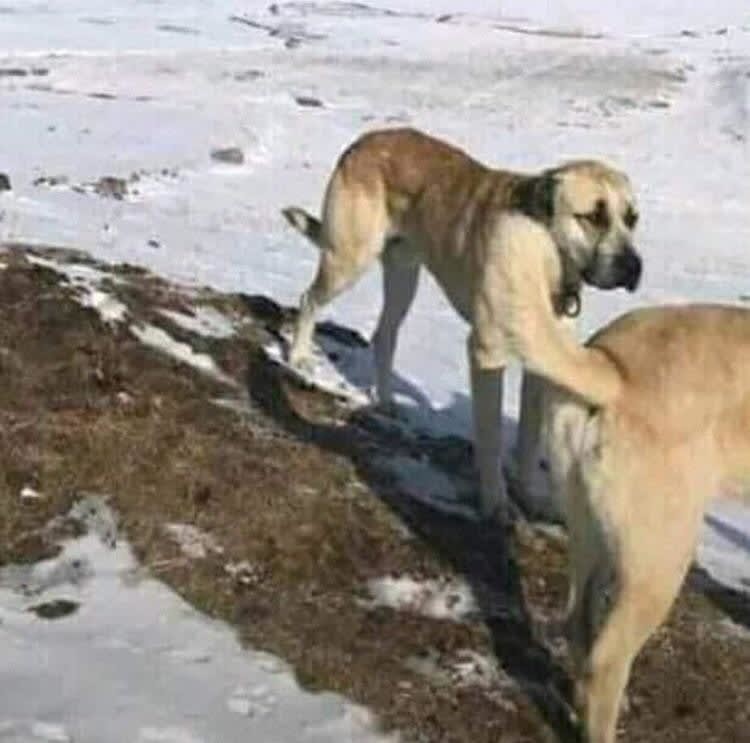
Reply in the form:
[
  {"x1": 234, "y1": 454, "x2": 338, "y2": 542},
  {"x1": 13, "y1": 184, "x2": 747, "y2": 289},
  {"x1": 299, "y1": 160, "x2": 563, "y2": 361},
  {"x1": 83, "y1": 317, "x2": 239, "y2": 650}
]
[
  {"x1": 329, "y1": 128, "x2": 522, "y2": 269},
  {"x1": 592, "y1": 306, "x2": 750, "y2": 458}
]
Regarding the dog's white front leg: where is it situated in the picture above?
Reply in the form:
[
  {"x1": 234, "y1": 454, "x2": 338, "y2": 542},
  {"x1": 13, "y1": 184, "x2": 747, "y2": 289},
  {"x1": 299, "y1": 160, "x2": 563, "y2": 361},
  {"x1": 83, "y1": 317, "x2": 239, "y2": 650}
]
[
  {"x1": 517, "y1": 312, "x2": 577, "y2": 520},
  {"x1": 468, "y1": 337, "x2": 508, "y2": 523}
]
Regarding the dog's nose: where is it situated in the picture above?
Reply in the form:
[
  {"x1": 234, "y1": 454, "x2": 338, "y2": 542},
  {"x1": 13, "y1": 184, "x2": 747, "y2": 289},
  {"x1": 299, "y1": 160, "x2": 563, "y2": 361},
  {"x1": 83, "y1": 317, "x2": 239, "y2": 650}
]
[{"x1": 617, "y1": 248, "x2": 642, "y2": 292}]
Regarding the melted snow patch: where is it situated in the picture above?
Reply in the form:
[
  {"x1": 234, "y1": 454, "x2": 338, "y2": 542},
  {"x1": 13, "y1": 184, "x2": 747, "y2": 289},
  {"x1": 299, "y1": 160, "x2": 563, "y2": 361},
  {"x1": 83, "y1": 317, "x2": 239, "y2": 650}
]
[
  {"x1": 0, "y1": 498, "x2": 397, "y2": 743},
  {"x1": 224, "y1": 560, "x2": 260, "y2": 585},
  {"x1": 26, "y1": 254, "x2": 114, "y2": 285},
  {"x1": 20, "y1": 485, "x2": 44, "y2": 500},
  {"x1": 365, "y1": 575, "x2": 477, "y2": 621},
  {"x1": 69, "y1": 494, "x2": 119, "y2": 547},
  {"x1": 164, "y1": 523, "x2": 224, "y2": 560},
  {"x1": 131, "y1": 322, "x2": 235, "y2": 386},
  {"x1": 26, "y1": 253, "x2": 128, "y2": 324},
  {"x1": 405, "y1": 648, "x2": 514, "y2": 692},
  {"x1": 449, "y1": 649, "x2": 506, "y2": 689},
  {"x1": 159, "y1": 305, "x2": 237, "y2": 339},
  {"x1": 263, "y1": 336, "x2": 371, "y2": 407},
  {"x1": 79, "y1": 286, "x2": 128, "y2": 323}
]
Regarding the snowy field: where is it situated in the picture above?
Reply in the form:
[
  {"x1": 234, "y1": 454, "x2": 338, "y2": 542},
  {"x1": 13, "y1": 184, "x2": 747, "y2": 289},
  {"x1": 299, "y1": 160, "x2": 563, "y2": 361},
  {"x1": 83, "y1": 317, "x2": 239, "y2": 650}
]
[
  {"x1": 0, "y1": 1, "x2": 748, "y2": 740},
  {"x1": 0, "y1": 1, "x2": 748, "y2": 429}
]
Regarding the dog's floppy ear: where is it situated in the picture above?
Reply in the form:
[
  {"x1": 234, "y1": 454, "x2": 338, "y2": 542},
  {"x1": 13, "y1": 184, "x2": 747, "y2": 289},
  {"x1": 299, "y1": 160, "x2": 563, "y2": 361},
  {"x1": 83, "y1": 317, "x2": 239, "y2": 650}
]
[{"x1": 513, "y1": 173, "x2": 558, "y2": 223}]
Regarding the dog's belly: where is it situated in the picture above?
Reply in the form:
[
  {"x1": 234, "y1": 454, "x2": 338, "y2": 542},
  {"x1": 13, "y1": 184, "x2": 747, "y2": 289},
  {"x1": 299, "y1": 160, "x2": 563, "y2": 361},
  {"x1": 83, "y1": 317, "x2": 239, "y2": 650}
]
[
  {"x1": 431, "y1": 266, "x2": 473, "y2": 323},
  {"x1": 410, "y1": 239, "x2": 474, "y2": 325},
  {"x1": 398, "y1": 238, "x2": 471, "y2": 323},
  {"x1": 398, "y1": 196, "x2": 496, "y2": 328}
]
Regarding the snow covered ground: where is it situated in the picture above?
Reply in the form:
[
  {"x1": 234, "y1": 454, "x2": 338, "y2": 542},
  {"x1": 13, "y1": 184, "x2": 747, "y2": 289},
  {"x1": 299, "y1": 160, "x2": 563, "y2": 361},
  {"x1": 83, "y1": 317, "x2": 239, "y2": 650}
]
[
  {"x1": 0, "y1": 498, "x2": 393, "y2": 743},
  {"x1": 0, "y1": 0, "x2": 749, "y2": 739},
  {"x1": 0, "y1": 1, "x2": 748, "y2": 429},
  {"x1": 0, "y1": 0, "x2": 746, "y2": 417}
]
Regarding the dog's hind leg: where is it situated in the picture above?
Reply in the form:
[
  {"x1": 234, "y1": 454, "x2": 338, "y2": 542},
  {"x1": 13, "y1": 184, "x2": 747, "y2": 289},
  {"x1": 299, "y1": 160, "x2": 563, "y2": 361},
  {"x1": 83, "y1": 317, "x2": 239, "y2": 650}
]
[
  {"x1": 289, "y1": 249, "x2": 372, "y2": 367},
  {"x1": 556, "y1": 448, "x2": 607, "y2": 694},
  {"x1": 578, "y1": 476, "x2": 703, "y2": 743},
  {"x1": 579, "y1": 588, "x2": 639, "y2": 743},
  {"x1": 288, "y1": 180, "x2": 389, "y2": 368},
  {"x1": 566, "y1": 537, "x2": 616, "y2": 717},
  {"x1": 371, "y1": 239, "x2": 420, "y2": 410},
  {"x1": 581, "y1": 573, "x2": 689, "y2": 743}
]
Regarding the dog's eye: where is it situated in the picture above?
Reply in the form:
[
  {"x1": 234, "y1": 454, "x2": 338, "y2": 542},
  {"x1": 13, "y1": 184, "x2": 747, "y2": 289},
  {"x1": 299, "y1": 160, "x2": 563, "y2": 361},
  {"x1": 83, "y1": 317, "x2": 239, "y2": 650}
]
[
  {"x1": 575, "y1": 199, "x2": 609, "y2": 229},
  {"x1": 624, "y1": 207, "x2": 639, "y2": 229}
]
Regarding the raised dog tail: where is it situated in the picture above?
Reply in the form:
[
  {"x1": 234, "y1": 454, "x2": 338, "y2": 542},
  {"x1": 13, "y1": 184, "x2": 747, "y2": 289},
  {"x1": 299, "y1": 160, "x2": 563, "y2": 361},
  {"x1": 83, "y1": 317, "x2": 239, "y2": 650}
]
[{"x1": 282, "y1": 207, "x2": 323, "y2": 248}]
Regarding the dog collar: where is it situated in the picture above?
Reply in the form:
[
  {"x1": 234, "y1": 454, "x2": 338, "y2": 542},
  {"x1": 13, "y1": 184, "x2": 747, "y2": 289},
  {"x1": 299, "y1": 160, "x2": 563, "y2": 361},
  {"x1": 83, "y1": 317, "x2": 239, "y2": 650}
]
[{"x1": 555, "y1": 289, "x2": 581, "y2": 318}]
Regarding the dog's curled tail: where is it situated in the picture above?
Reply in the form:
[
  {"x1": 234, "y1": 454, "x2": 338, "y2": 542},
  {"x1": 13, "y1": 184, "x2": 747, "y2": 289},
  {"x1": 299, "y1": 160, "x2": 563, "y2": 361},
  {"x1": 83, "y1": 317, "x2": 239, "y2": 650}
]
[{"x1": 282, "y1": 206, "x2": 323, "y2": 248}]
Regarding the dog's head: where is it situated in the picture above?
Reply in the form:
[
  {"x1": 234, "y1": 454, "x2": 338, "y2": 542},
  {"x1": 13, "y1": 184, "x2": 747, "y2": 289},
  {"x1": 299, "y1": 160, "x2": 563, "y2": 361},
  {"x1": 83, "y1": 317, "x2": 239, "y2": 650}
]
[{"x1": 515, "y1": 161, "x2": 641, "y2": 292}]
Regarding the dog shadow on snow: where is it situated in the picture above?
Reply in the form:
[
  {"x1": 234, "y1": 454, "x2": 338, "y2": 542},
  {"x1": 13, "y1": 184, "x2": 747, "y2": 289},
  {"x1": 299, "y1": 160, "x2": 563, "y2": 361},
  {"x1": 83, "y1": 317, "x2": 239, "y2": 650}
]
[
  {"x1": 689, "y1": 512, "x2": 750, "y2": 630},
  {"x1": 241, "y1": 302, "x2": 582, "y2": 742},
  {"x1": 310, "y1": 318, "x2": 750, "y2": 636}
]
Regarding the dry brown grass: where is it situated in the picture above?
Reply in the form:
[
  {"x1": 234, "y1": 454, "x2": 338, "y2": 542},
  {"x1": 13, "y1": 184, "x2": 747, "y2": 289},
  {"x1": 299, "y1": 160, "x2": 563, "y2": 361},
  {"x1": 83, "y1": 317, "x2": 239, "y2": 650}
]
[{"x1": 1, "y1": 247, "x2": 748, "y2": 743}]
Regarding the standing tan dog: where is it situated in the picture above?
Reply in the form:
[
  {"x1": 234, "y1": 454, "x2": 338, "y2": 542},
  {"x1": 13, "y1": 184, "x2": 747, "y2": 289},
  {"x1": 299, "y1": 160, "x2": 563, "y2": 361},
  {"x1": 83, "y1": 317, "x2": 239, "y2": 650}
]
[
  {"x1": 543, "y1": 304, "x2": 750, "y2": 743},
  {"x1": 282, "y1": 128, "x2": 641, "y2": 522}
]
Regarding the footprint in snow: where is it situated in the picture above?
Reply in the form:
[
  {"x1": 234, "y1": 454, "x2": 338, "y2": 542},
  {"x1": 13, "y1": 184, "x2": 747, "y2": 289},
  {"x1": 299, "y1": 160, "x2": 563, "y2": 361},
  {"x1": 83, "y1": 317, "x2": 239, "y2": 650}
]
[
  {"x1": 165, "y1": 647, "x2": 212, "y2": 664},
  {"x1": 0, "y1": 721, "x2": 72, "y2": 742},
  {"x1": 30, "y1": 722, "x2": 71, "y2": 742},
  {"x1": 137, "y1": 726, "x2": 205, "y2": 743},
  {"x1": 227, "y1": 685, "x2": 277, "y2": 718}
]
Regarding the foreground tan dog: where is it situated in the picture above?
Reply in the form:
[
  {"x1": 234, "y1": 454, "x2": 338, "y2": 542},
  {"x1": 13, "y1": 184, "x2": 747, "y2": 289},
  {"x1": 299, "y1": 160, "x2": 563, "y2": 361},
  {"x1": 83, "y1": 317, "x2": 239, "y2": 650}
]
[
  {"x1": 543, "y1": 304, "x2": 750, "y2": 742},
  {"x1": 282, "y1": 127, "x2": 641, "y2": 522}
]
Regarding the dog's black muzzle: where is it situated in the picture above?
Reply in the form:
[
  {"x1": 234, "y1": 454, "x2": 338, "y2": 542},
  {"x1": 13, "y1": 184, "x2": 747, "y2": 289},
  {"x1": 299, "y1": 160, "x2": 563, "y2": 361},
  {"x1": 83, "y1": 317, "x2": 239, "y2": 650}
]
[{"x1": 614, "y1": 247, "x2": 642, "y2": 292}]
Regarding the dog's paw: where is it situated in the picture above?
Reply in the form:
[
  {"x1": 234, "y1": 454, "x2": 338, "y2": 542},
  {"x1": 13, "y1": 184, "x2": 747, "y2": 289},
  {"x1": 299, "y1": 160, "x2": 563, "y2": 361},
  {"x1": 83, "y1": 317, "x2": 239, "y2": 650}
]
[
  {"x1": 365, "y1": 392, "x2": 408, "y2": 421},
  {"x1": 377, "y1": 400, "x2": 409, "y2": 422},
  {"x1": 287, "y1": 351, "x2": 316, "y2": 375},
  {"x1": 478, "y1": 493, "x2": 510, "y2": 524}
]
